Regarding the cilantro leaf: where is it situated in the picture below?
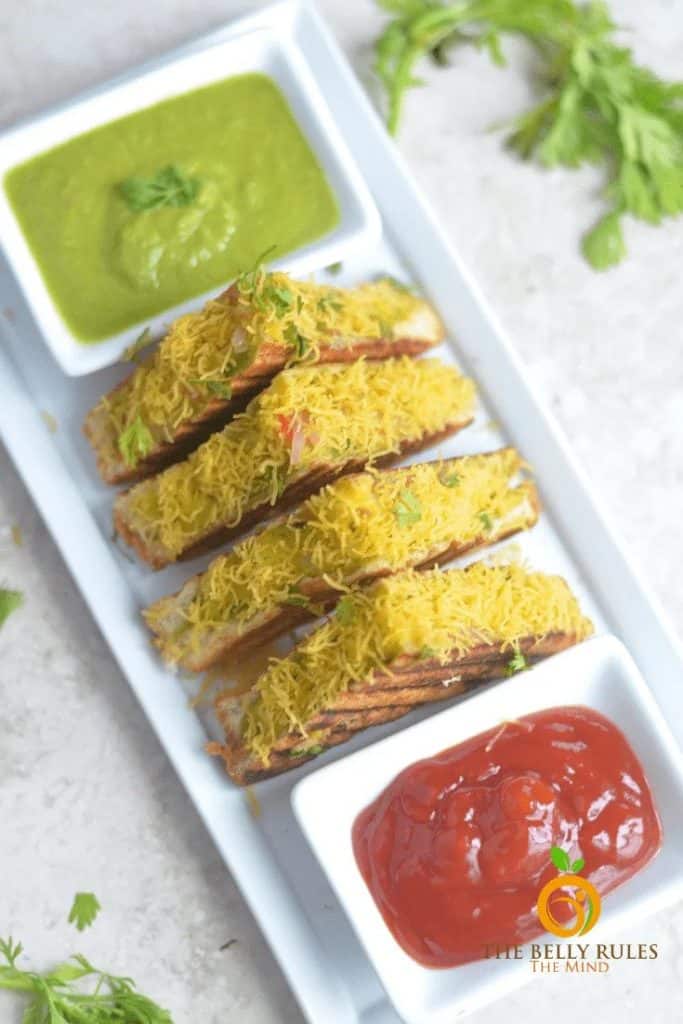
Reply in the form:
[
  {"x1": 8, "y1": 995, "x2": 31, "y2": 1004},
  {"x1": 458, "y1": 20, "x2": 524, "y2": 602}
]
[
  {"x1": 283, "y1": 586, "x2": 311, "y2": 609},
  {"x1": 372, "y1": 0, "x2": 683, "y2": 268},
  {"x1": 0, "y1": 589, "x2": 23, "y2": 629},
  {"x1": 120, "y1": 165, "x2": 200, "y2": 212},
  {"x1": 393, "y1": 488, "x2": 422, "y2": 527},
  {"x1": 505, "y1": 649, "x2": 529, "y2": 676},
  {"x1": 284, "y1": 324, "x2": 310, "y2": 359},
  {"x1": 582, "y1": 211, "x2": 626, "y2": 270},
  {"x1": 479, "y1": 511, "x2": 494, "y2": 532},
  {"x1": 440, "y1": 469, "x2": 460, "y2": 488},
  {"x1": 0, "y1": 936, "x2": 173, "y2": 1022},
  {"x1": 335, "y1": 595, "x2": 357, "y2": 625},
  {"x1": 68, "y1": 892, "x2": 101, "y2": 932},
  {"x1": 190, "y1": 378, "x2": 232, "y2": 400},
  {"x1": 118, "y1": 415, "x2": 153, "y2": 468}
]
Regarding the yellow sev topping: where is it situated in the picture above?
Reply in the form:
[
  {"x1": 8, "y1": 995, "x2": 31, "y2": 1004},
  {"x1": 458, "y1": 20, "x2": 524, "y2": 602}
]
[
  {"x1": 124, "y1": 357, "x2": 476, "y2": 560},
  {"x1": 145, "y1": 449, "x2": 537, "y2": 663},
  {"x1": 96, "y1": 274, "x2": 429, "y2": 466},
  {"x1": 240, "y1": 563, "x2": 594, "y2": 763}
]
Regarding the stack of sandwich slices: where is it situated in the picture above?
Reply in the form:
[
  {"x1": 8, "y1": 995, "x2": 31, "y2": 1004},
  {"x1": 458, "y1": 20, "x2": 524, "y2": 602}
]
[{"x1": 84, "y1": 266, "x2": 593, "y2": 784}]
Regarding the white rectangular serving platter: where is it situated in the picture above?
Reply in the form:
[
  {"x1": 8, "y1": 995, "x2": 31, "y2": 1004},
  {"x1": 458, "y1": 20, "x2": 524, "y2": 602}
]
[
  {"x1": 0, "y1": 2, "x2": 682, "y2": 1022},
  {"x1": 0, "y1": 24, "x2": 379, "y2": 376},
  {"x1": 294, "y1": 636, "x2": 683, "y2": 1024}
]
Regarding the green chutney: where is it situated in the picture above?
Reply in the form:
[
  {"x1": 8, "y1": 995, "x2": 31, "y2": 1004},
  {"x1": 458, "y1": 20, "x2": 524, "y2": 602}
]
[{"x1": 4, "y1": 74, "x2": 339, "y2": 342}]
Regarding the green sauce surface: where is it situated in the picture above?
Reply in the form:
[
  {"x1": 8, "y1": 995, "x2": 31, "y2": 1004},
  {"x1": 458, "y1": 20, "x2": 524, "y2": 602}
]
[{"x1": 4, "y1": 73, "x2": 339, "y2": 342}]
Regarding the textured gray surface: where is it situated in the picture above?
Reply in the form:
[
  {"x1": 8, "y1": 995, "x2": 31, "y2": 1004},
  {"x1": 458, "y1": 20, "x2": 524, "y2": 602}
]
[{"x1": 1, "y1": 1, "x2": 682, "y2": 1021}]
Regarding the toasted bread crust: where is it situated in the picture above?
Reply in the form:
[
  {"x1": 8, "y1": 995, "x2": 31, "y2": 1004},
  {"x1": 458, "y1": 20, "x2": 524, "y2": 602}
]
[
  {"x1": 209, "y1": 632, "x2": 580, "y2": 784},
  {"x1": 114, "y1": 417, "x2": 474, "y2": 569},
  {"x1": 147, "y1": 477, "x2": 540, "y2": 672}
]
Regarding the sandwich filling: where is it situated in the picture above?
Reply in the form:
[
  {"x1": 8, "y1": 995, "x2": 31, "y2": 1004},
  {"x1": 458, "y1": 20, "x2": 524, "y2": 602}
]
[
  {"x1": 239, "y1": 563, "x2": 594, "y2": 764},
  {"x1": 121, "y1": 357, "x2": 476, "y2": 559},
  {"x1": 96, "y1": 273, "x2": 432, "y2": 469},
  {"x1": 145, "y1": 450, "x2": 537, "y2": 664}
]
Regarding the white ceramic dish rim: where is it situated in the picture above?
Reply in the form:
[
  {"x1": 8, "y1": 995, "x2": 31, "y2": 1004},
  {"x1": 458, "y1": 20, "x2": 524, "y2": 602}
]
[
  {"x1": 0, "y1": 23, "x2": 380, "y2": 376},
  {"x1": 1, "y1": 3, "x2": 682, "y2": 1023},
  {"x1": 292, "y1": 635, "x2": 683, "y2": 1024}
]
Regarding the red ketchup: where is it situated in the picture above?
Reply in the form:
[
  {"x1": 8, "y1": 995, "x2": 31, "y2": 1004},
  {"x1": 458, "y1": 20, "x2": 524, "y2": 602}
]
[{"x1": 352, "y1": 706, "x2": 662, "y2": 968}]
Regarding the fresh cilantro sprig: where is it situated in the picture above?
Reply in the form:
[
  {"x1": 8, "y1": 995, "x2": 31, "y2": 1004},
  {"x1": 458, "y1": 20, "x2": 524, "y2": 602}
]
[
  {"x1": 0, "y1": 936, "x2": 173, "y2": 1023},
  {"x1": 68, "y1": 892, "x2": 101, "y2": 932},
  {"x1": 119, "y1": 165, "x2": 201, "y2": 212},
  {"x1": 374, "y1": 0, "x2": 683, "y2": 267}
]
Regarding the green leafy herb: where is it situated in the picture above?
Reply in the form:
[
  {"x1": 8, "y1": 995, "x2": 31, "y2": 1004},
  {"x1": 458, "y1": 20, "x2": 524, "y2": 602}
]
[
  {"x1": 68, "y1": 892, "x2": 101, "y2": 932},
  {"x1": 119, "y1": 164, "x2": 200, "y2": 212},
  {"x1": 440, "y1": 469, "x2": 461, "y2": 488},
  {"x1": 290, "y1": 744, "x2": 325, "y2": 758},
  {"x1": 374, "y1": 0, "x2": 683, "y2": 267},
  {"x1": 393, "y1": 488, "x2": 422, "y2": 527},
  {"x1": 335, "y1": 595, "x2": 357, "y2": 625},
  {"x1": 284, "y1": 323, "x2": 310, "y2": 359},
  {"x1": 505, "y1": 648, "x2": 529, "y2": 675},
  {"x1": 118, "y1": 415, "x2": 153, "y2": 468},
  {"x1": 283, "y1": 586, "x2": 311, "y2": 609},
  {"x1": 0, "y1": 589, "x2": 23, "y2": 629},
  {"x1": 0, "y1": 936, "x2": 173, "y2": 1022},
  {"x1": 479, "y1": 511, "x2": 494, "y2": 532},
  {"x1": 190, "y1": 378, "x2": 233, "y2": 400},
  {"x1": 121, "y1": 327, "x2": 152, "y2": 363},
  {"x1": 418, "y1": 644, "x2": 438, "y2": 659},
  {"x1": 326, "y1": 261, "x2": 344, "y2": 274}
]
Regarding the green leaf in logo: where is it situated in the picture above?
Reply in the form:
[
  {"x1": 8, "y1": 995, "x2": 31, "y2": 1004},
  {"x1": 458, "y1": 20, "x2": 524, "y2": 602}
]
[
  {"x1": 550, "y1": 846, "x2": 571, "y2": 872},
  {"x1": 571, "y1": 857, "x2": 585, "y2": 874}
]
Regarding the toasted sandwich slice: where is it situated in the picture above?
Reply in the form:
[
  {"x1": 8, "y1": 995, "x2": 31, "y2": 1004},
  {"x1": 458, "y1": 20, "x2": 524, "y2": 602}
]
[
  {"x1": 85, "y1": 273, "x2": 443, "y2": 485},
  {"x1": 208, "y1": 562, "x2": 594, "y2": 784},
  {"x1": 145, "y1": 448, "x2": 539, "y2": 671},
  {"x1": 114, "y1": 357, "x2": 476, "y2": 569}
]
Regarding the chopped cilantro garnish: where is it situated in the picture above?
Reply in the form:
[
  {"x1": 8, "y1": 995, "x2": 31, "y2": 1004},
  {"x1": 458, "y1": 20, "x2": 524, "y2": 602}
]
[
  {"x1": 118, "y1": 416, "x2": 153, "y2": 468},
  {"x1": 393, "y1": 489, "x2": 422, "y2": 527},
  {"x1": 505, "y1": 649, "x2": 529, "y2": 676},
  {"x1": 335, "y1": 595, "x2": 357, "y2": 625},
  {"x1": 440, "y1": 470, "x2": 461, "y2": 488},
  {"x1": 479, "y1": 511, "x2": 494, "y2": 532},
  {"x1": 119, "y1": 164, "x2": 200, "y2": 211}
]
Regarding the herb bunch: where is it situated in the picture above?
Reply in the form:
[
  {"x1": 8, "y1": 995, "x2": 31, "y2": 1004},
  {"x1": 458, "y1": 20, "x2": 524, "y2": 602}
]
[
  {"x1": 0, "y1": 937, "x2": 173, "y2": 1023},
  {"x1": 374, "y1": 0, "x2": 683, "y2": 267}
]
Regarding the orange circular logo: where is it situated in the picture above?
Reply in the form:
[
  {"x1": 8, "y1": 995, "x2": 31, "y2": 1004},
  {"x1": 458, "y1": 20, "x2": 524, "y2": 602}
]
[{"x1": 537, "y1": 848, "x2": 602, "y2": 938}]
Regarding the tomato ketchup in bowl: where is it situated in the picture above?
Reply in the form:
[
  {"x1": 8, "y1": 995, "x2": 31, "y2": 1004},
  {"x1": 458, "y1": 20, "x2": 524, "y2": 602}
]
[{"x1": 352, "y1": 706, "x2": 662, "y2": 968}]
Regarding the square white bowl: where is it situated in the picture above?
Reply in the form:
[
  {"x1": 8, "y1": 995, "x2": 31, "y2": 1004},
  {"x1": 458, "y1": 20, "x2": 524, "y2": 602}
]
[
  {"x1": 0, "y1": 28, "x2": 380, "y2": 376},
  {"x1": 292, "y1": 635, "x2": 683, "y2": 1024}
]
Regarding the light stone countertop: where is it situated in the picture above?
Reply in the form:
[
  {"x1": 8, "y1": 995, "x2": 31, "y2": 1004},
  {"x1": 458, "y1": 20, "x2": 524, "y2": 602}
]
[{"x1": 1, "y1": 1, "x2": 682, "y2": 1021}]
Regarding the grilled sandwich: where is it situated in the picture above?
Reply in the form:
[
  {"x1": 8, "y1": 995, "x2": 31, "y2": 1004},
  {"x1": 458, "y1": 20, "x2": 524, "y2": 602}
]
[
  {"x1": 85, "y1": 273, "x2": 443, "y2": 485},
  {"x1": 145, "y1": 449, "x2": 539, "y2": 671},
  {"x1": 114, "y1": 357, "x2": 476, "y2": 569},
  {"x1": 208, "y1": 562, "x2": 594, "y2": 784}
]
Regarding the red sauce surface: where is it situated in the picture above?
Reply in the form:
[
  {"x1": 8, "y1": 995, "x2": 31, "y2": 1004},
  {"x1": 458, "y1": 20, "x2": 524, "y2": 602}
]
[{"x1": 353, "y1": 706, "x2": 662, "y2": 968}]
